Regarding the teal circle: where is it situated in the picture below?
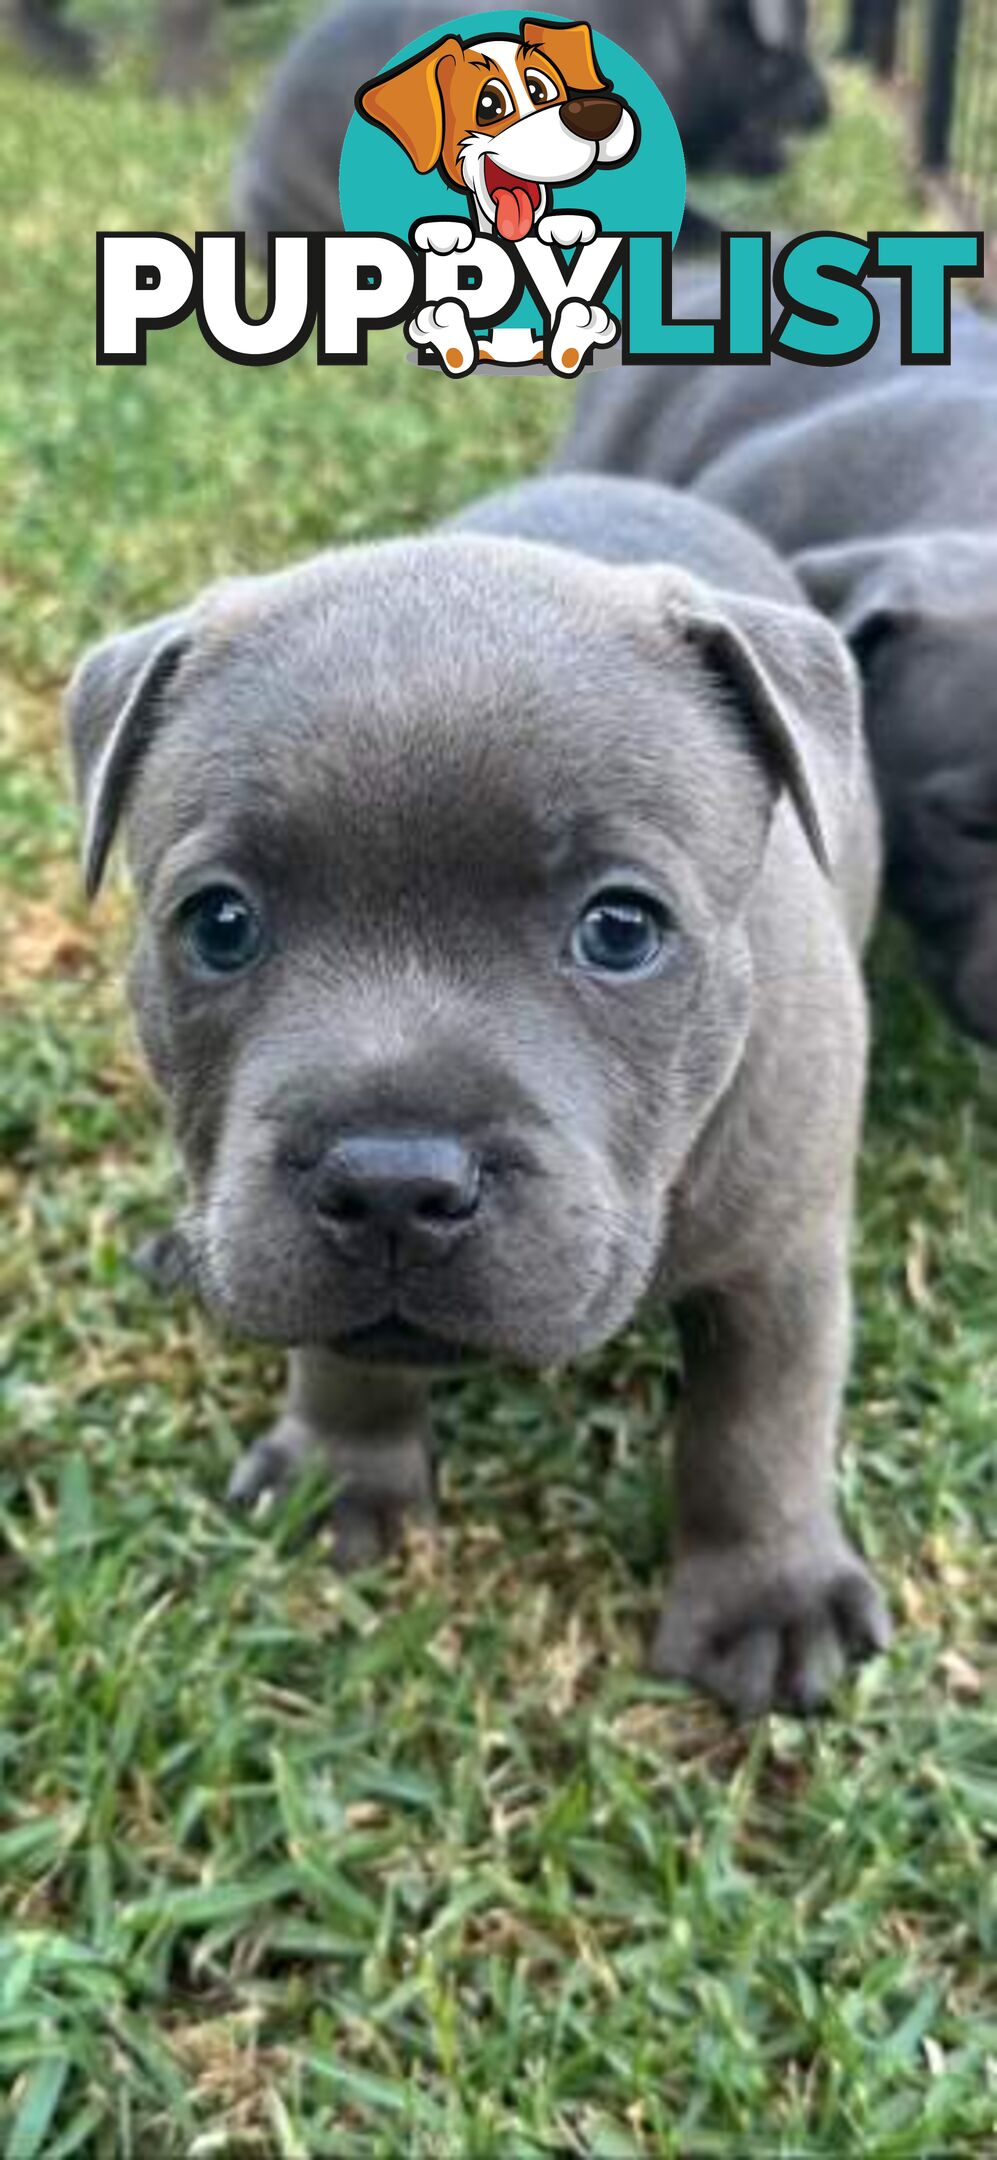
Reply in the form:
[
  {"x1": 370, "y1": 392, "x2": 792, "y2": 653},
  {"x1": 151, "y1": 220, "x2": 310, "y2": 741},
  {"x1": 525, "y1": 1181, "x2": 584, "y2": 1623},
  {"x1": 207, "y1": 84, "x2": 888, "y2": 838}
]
[{"x1": 340, "y1": 10, "x2": 686, "y2": 245}]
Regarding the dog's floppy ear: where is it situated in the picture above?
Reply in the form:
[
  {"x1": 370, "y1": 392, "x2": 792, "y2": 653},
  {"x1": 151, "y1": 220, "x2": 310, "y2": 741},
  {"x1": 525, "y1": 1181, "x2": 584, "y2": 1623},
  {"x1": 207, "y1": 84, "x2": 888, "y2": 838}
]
[
  {"x1": 664, "y1": 571, "x2": 862, "y2": 876},
  {"x1": 795, "y1": 531, "x2": 997, "y2": 646},
  {"x1": 521, "y1": 18, "x2": 608, "y2": 94},
  {"x1": 65, "y1": 611, "x2": 192, "y2": 899},
  {"x1": 356, "y1": 36, "x2": 463, "y2": 174}
]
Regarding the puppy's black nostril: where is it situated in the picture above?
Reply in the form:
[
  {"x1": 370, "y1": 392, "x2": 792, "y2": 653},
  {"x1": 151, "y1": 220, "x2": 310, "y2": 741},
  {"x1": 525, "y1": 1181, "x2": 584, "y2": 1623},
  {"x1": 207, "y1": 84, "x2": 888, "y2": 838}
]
[
  {"x1": 310, "y1": 1135, "x2": 481, "y2": 1255},
  {"x1": 562, "y1": 94, "x2": 624, "y2": 142},
  {"x1": 417, "y1": 1189, "x2": 467, "y2": 1221},
  {"x1": 327, "y1": 1190, "x2": 368, "y2": 1225}
]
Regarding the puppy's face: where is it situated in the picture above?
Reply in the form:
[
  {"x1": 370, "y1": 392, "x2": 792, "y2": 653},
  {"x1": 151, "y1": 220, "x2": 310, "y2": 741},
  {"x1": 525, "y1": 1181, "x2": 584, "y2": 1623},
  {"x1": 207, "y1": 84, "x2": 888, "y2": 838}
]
[
  {"x1": 800, "y1": 535, "x2": 997, "y2": 1047},
  {"x1": 870, "y1": 621, "x2": 997, "y2": 1045},
  {"x1": 68, "y1": 535, "x2": 852, "y2": 1370},
  {"x1": 676, "y1": 0, "x2": 828, "y2": 167},
  {"x1": 357, "y1": 20, "x2": 637, "y2": 240}
]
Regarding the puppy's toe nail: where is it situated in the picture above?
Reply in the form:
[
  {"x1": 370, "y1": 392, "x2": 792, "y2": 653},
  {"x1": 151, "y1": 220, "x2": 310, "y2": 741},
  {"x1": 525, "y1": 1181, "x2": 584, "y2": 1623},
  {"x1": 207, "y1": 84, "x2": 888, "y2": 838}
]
[
  {"x1": 651, "y1": 1604, "x2": 780, "y2": 1716},
  {"x1": 227, "y1": 1431, "x2": 303, "y2": 1508},
  {"x1": 706, "y1": 1628, "x2": 782, "y2": 1719},
  {"x1": 226, "y1": 1459, "x2": 265, "y2": 1508},
  {"x1": 648, "y1": 1603, "x2": 694, "y2": 1678},
  {"x1": 834, "y1": 1570, "x2": 892, "y2": 1656},
  {"x1": 227, "y1": 1450, "x2": 282, "y2": 1508},
  {"x1": 133, "y1": 1229, "x2": 191, "y2": 1293},
  {"x1": 328, "y1": 1496, "x2": 393, "y2": 1572},
  {"x1": 779, "y1": 1616, "x2": 845, "y2": 1713}
]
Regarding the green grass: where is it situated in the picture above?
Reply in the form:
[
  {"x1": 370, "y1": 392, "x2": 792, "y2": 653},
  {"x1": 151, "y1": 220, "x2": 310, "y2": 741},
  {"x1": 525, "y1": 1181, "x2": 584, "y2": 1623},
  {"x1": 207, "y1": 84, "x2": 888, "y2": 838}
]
[{"x1": 2, "y1": 13, "x2": 995, "y2": 2154}]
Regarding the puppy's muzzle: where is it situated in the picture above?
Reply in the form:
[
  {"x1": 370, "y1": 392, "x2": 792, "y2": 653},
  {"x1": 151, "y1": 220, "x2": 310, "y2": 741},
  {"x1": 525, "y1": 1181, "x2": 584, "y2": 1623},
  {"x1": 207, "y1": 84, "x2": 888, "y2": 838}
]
[
  {"x1": 796, "y1": 70, "x2": 831, "y2": 130},
  {"x1": 562, "y1": 94, "x2": 624, "y2": 143},
  {"x1": 307, "y1": 1133, "x2": 482, "y2": 1266}
]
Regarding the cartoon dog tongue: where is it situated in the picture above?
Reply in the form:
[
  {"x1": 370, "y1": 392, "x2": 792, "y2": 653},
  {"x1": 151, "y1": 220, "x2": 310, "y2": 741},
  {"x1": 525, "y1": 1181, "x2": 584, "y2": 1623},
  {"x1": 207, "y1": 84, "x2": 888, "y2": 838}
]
[{"x1": 493, "y1": 184, "x2": 536, "y2": 243}]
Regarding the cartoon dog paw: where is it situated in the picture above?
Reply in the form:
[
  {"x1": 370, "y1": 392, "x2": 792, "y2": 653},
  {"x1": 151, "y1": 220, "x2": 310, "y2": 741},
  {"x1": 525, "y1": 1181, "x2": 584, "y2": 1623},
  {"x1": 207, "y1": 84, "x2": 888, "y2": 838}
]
[
  {"x1": 412, "y1": 218, "x2": 475, "y2": 255},
  {"x1": 408, "y1": 299, "x2": 477, "y2": 376},
  {"x1": 536, "y1": 211, "x2": 600, "y2": 249},
  {"x1": 549, "y1": 297, "x2": 619, "y2": 377}
]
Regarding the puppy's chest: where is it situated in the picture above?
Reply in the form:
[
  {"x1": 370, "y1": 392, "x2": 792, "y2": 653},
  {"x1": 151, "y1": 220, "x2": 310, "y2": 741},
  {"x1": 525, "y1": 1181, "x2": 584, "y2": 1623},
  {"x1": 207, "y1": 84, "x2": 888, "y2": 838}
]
[
  {"x1": 653, "y1": 1088, "x2": 793, "y2": 1303},
  {"x1": 654, "y1": 1165, "x2": 769, "y2": 1306}
]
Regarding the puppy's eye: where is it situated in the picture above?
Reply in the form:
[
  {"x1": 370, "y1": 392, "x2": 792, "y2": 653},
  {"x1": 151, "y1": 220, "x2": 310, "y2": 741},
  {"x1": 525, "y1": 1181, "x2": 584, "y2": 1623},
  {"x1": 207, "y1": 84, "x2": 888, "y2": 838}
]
[
  {"x1": 178, "y1": 886, "x2": 264, "y2": 976},
  {"x1": 476, "y1": 78, "x2": 514, "y2": 125},
  {"x1": 571, "y1": 890, "x2": 671, "y2": 978},
  {"x1": 525, "y1": 68, "x2": 558, "y2": 106}
]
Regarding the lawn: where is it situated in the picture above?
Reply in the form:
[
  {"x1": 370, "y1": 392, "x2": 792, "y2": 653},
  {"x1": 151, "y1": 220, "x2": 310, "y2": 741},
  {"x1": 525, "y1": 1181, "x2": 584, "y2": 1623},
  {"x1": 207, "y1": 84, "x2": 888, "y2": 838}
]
[{"x1": 1, "y1": 8, "x2": 995, "y2": 2155}]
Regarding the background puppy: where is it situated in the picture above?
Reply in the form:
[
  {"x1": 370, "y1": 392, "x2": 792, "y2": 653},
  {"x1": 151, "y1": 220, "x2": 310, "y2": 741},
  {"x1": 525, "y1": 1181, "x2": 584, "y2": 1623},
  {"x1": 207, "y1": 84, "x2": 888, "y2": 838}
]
[
  {"x1": 232, "y1": 0, "x2": 828, "y2": 251},
  {"x1": 66, "y1": 473, "x2": 887, "y2": 1718},
  {"x1": 5, "y1": 0, "x2": 95, "y2": 74},
  {"x1": 557, "y1": 276, "x2": 997, "y2": 1044},
  {"x1": 5, "y1": 0, "x2": 259, "y2": 90}
]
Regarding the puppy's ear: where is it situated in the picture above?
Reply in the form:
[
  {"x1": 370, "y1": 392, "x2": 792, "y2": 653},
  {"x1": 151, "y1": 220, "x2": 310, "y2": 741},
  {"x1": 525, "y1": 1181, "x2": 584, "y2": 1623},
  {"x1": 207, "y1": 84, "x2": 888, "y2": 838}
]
[
  {"x1": 356, "y1": 37, "x2": 462, "y2": 174},
  {"x1": 64, "y1": 612, "x2": 192, "y2": 899},
  {"x1": 521, "y1": 18, "x2": 607, "y2": 93},
  {"x1": 795, "y1": 532, "x2": 997, "y2": 646},
  {"x1": 665, "y1": 572, "x2": 862, "y2": 876}
]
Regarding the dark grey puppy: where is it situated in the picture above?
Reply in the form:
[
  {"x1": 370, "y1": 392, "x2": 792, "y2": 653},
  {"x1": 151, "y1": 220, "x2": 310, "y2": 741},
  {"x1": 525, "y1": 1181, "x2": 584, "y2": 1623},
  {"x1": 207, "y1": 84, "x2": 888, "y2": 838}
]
[
  {"x1": 558, "y1": 275, "x2": 997, "y2": 1042},
  {"x1": 232, "y1": 0, "x2": 828, "y2": 250},
  {"x1": 4, "y1": 0, "x2": 258, "y2": 91},
  {"x1": 66, "y1": 473, "x2": 888, "y2": 1717},
  {"x1": 4, "y1": 0, "x2": 95, "y2": 75}
]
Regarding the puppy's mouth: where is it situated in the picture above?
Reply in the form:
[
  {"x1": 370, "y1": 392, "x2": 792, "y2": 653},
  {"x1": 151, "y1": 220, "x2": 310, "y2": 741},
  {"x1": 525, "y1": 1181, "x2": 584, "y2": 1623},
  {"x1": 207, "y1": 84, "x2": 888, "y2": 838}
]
[
  {"x1": 332, "y1": 1316, "x2": 481, "y2": 1370},
  {"x1": 483, "y1": 156, "x2": 542, "y2": 242}
]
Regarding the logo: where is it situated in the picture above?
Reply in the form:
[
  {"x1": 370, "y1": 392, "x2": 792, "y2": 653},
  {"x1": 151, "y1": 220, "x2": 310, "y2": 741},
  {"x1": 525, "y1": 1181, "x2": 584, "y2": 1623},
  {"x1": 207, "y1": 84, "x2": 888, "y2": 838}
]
[
  {"x1": 342, "y1": 11, "x2": 672, "y2": 373},
  {"x1": 96, "y1": 12, "x2": 983, "y2": 375}
]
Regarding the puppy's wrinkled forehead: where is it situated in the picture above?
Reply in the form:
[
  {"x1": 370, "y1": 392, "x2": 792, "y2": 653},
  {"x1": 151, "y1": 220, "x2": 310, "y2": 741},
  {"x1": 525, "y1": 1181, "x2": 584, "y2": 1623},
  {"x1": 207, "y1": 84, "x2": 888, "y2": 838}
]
[{"x1": 125, "y1": 537, "x2": 773, "y2": 936}]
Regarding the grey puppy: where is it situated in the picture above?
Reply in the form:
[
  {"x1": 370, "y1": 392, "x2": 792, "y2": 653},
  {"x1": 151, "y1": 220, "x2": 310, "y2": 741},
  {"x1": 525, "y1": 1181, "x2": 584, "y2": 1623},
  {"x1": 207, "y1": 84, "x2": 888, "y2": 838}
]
[
  {"x1": 232, "y1": 0, "x2": 828, "y2": 251},
  {"x1": 66, "y1": 473, "x2": 888, "y2": 1717},
  {"x1": 557, "y1": 273, "x2": 997, "y2": 1042},
  {"x1": 4, "y1": 0, "x2": 258, "y2": 90},
  {"x1": 4, "y1": 0, "x2": 94, "y2": 74}
]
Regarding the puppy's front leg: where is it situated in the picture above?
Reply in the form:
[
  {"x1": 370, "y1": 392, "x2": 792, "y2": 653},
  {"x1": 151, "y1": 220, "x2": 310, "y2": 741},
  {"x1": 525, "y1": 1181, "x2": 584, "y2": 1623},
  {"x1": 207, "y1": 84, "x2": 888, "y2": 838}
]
[
  {"x1": 654, "y1": 1230, "x2": 890, "y2": 1716},
  {"x1": 229, "y1": 1350, "x2": 434, "y2": 1570}
]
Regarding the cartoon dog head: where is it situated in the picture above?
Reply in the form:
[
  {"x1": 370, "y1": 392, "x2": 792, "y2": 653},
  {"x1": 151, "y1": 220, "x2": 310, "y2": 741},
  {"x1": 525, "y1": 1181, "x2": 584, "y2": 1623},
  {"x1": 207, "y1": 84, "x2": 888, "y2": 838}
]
[{"x1": 357, "y1": 17, "x2": 639, "y2": 240}]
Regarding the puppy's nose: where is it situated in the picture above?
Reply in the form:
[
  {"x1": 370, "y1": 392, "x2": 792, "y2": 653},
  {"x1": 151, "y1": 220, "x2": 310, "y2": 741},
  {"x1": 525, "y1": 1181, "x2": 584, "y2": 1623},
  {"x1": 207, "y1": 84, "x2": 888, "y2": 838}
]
[
  {"x1": 562, "y1": 94, "x2": 623, "y2": 142},
  {"x1": 311, "y1": 1135, "x2": 481, "y2": 1261},
  {"x1": 797, "y1": 72, "x2": 831, "y2": 130}
]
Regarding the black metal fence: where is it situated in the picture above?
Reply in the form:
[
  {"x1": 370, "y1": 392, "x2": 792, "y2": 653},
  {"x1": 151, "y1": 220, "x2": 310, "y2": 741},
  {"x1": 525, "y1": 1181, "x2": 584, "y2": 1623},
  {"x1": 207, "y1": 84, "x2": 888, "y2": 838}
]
[{"x1": 845, "y1": 0, "x2": 997, "y2": 224}]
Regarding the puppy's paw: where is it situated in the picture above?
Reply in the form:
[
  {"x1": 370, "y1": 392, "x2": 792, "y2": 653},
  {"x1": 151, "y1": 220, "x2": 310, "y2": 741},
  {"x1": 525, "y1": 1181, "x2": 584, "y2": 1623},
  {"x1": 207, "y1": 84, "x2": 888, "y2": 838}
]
[
  {"x1": 412, "y1": 218, "x2": 475, "y2": 255},
  {"x1": 536, "y1": 210, "x2": 600, "y2": 249},
  {"x1": 327, "y1": 1489, "x2": 435, "y2": 1572},
  {"x1": 16, "y1": 13, "x2": 96, "y2": 76},
  {"x1": 650, "y1": 1539, "x2": 891, "y2": 1718},
  {"x1": 133, "y1": 1225, "x2": 195, "y2": 1295},
  {"x1": 227, "y1": 1416, "x2": 315, "y2": 1509},
  {"x1": 230, "y1": 1410, "x2": 436, "y2": 1570},
  {"x1": 408, "y1": 299, "x2": 477, "y2": 375},
  {"x1": 549, "y1": 297, "x2": 618, "y2": 377}
]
